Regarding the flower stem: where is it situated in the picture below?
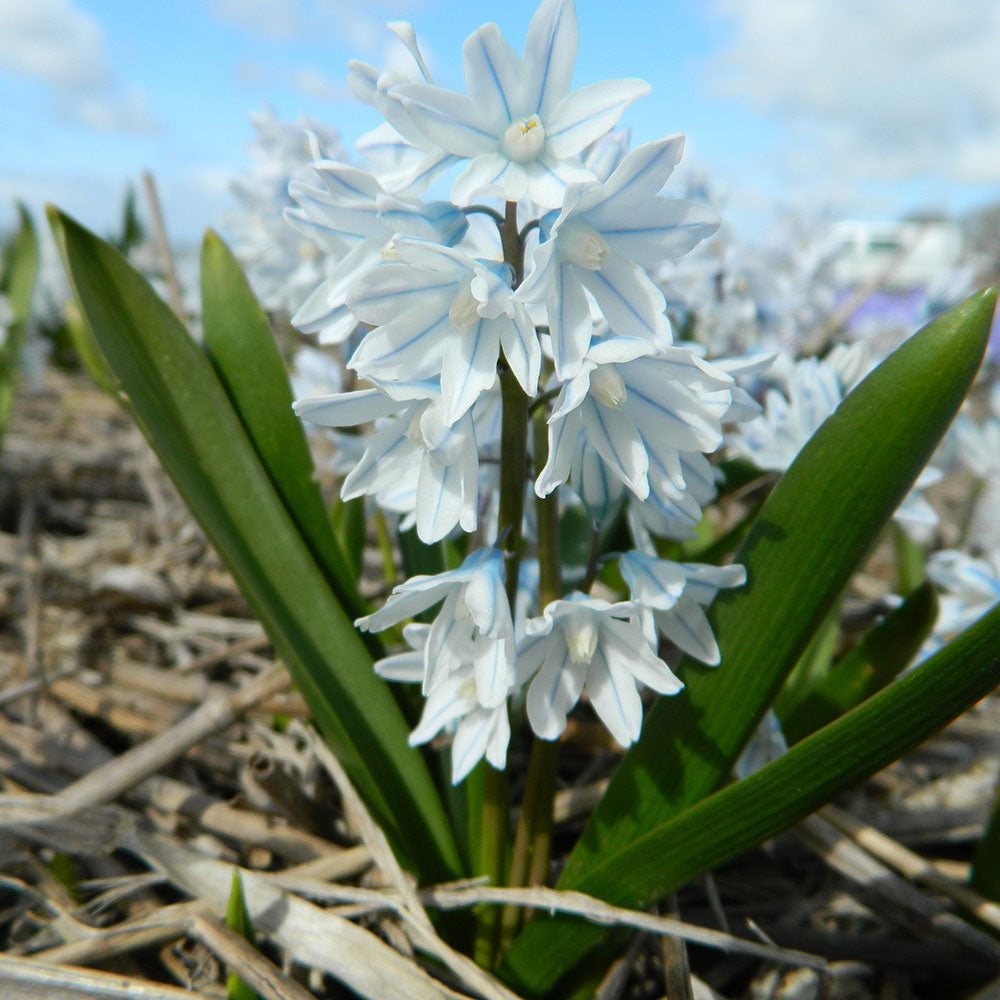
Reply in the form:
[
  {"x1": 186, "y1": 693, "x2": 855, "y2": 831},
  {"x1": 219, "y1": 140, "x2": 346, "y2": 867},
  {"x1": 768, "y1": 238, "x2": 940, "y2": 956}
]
[
  {"x1": 498, "y1": 403, "x2": 564, "y2": 952},
  {"x1": 472, "y1": 764, "x2": 509, "y2": 968},
  {"x1": 475, "y1": 201, "x2": 530, "y2": 968}
]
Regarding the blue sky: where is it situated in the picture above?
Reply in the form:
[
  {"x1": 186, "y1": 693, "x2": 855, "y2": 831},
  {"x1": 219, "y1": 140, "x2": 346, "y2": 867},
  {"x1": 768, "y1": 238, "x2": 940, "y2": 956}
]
[{"x1": 2, "y1": 0, "x2": 1000, "y2": 245}]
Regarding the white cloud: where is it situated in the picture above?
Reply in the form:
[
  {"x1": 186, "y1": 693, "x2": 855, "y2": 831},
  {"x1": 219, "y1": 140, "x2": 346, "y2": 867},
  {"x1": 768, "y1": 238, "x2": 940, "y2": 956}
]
[
  {"x1": 212, "y1": 0, "x2": 302, "y2": 40},
  {"x1": 0, "y1": 0, "x2": 107, "y2": 87},
  {"x1": 708, "y1": 0, "x2": 1000, "y2": 188},
  {"x1": 291, "y1": 67, "x2": 350, "y2": 102},
  {"x1": 0, "y1": 0, "x2": 158, "y2": 134},
  {"x1": 211, "y1": 0, "x2": 418, "y2": 56},
  {"x1": 60, "y1": 87, "x2": 159, "y2": 134}
]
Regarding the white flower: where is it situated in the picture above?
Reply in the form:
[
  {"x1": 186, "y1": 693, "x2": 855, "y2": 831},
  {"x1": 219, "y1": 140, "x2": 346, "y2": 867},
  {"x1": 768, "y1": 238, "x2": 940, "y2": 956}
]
[
  {"x1": 293, "y1": 383, "x2": 482, "y2": 543},
  {"x1": 618, "y1": 550, "x2": 746, "y2": 665},
  {"x1": 227, "y1": 104, "x2": 349, "y2": 314},
  {"x1": 927, "y1": 548, "x2": 1000, "y2": 642},
  {"x1": 347, "y1": 23, "x2": 461, "y2": 196},
  {"x1": 374, "y1": 624, "x2": 511, "y2": 784},
  {"x1": 729, "y1": 355, "x2": 942, "y2": 542},
  {"x1": 393, "y1": 0, "x2": 648, "y2": 208},
  {"x1": 286, "y1": 163, "x2": 467, "y2": 344},
  {"x1": 536, "y1": 338, "x2": 735, "y2": 505},
  {"x1": 518, "y1": 137, "x2": 720, "y2": 378},
  {"x1": 347, "y1": 237, "x2": 539, "y2": 425},
  {"x1": 357, "y1": 546, "x2": 515, "y2": 707},
  {"x1": 518, "y1": 593, "x2": 682, "y2": 747}
]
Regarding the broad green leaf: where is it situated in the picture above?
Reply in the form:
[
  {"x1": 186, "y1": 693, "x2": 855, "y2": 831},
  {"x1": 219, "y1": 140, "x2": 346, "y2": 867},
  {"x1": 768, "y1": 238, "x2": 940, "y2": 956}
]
[
  {"x1": 199, "y1": 230, "x2": 368, "y2": 623},
  {"x1": 504, "y1": 600, "x2": 1000, "y2": 995},
  {"x1": 501, "y1": 288, "x2": 997, "y2": 993},
  {"x1": 65, "y1": 301, "x2": 122, "y2": 399},
  {"x1": 226, "y1": 871, "x2": 259, "y2": 1000},
  {"x1": 778, "y1": 583, "x2": 937, "y2": 744},
  {"x1": 48, "y1": 208, "x2": 460, "y2": 882},
  {"x1": 0, "y1": 204, "x2": 39, "y2": 447}
]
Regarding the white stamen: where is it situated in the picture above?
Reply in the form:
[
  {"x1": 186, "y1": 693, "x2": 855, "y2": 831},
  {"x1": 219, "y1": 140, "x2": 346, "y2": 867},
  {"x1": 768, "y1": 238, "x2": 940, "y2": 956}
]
[
  {"x1": 449, "y1": 279, "x2": 481, "y2": 331},
  {"x1": 557, "y1": 220, "x2": 609, "y2": 270},
  {"x1": 565, "y1": 614, "x2": 599, "y2": 664},
  {"x1": 590, "y1": 366, "x2": 627, "y2": 408},
  {"x1": 500, "y1": 115, "x2": 546, "y2": 164}
]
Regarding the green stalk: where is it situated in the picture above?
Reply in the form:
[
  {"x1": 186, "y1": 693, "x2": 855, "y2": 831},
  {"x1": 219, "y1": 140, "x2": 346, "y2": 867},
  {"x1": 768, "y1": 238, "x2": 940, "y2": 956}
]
[
  {"x1": 499, "y1": 406, "x2": 564, "y2": 950},
  {"x1": 893, "y1": 522, "x2": 926, "y2": 597},
  {"x1": 475, "y1": 201, "x2": 530, "y2": 966}
]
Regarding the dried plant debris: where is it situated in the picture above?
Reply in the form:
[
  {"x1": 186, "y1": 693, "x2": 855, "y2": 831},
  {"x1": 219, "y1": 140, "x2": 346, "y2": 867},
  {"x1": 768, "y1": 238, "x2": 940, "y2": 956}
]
[{"x1": 4, "y1": 372, "x2": 1000, "y2": 998}]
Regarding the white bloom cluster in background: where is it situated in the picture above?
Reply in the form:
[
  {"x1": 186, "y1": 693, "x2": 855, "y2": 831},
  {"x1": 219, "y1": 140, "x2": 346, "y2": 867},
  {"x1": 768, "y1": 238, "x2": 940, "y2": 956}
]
[{"x1": 288, "y1": 0, "x2": 761, "y2": 782}]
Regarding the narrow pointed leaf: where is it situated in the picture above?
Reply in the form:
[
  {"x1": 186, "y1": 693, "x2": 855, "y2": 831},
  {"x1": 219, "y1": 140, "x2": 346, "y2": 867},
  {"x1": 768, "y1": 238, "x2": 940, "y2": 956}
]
[
  {"x1": 200, "y1": 230, "x2": 368, "y2": 622},
  {"x1": 501, "y1": 288, "x2": 997, "y2": 991},
  {"x1": 226, "y1": 871, "x2": 260, "y2": 1000},
  {"x1": 0, "y1": 204, "x2": 39, "y2": 446},
  {"x1": 48, "y1": 208, "x2": 460, "y2": 882}
]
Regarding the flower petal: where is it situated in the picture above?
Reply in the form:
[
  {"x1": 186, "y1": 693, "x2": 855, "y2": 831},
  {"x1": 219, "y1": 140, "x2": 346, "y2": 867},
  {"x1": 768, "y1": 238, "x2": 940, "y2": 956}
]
[
  {"x1": 548, "y1": 262, "x2": 594, "y2": 379},
  {"x1": 522, "y1": 0, "x2": 577, "y2": 119},
  {"x1": 526, "y1": 640, "x2": 585, "y2": 740},
  {"x1": 597, "y1": 199, "x2": 720, "y2": 270},
  {"x1": 577, "y1": 252, "x2": 670, "y2": 344},
  {"x1": 498, "y1": 309, "x2": 541, "y2": 398},
  {"x1": 601, "y1": 616, "x2": 683, "y2": 695},
  {"x1": 580, "y1": 136, "x2": 685, "y2": 216},
  {"x1": 293, "y1": 387, "x2": 399, "y2": 428},
  {"x1": 450, "y1": 153, "x2": 523, "y2": 205},
  {"x1": 536, "y1": 407, "x2": 580, "y2": 497},
  {"x1": 587, "y1": 641, "x2": 642, "y2": 747},
  {"x1": 397, "y1": 83, "x2": 499, "y2": 157},
  {"x1": 463, "y1": 23, "x2": 522, "y2": 135},
  {"x1": 409, "y1": 674, "x2": 472, "y2": 745},
  {"x1": 348, "y1": 310, "x2": 451, "y2": 384},
  {"x1": 579, "y1": 398, "x2": 649, "y2": 498},
  {"x1": 416, "y1": 451, "x2": 466, "y2": 543},
  {"x1": 654, "y1": 596, "x2": 721, "y2": 665},
  {"x1": 618, "y1": 551, "x2": 686, "y2": 610},
  {"x1": 348, "y1": 261, "x2": 456, "y2": 326},
  {"x1": 452, "y1": 705, "x2": 508, "y2": 783},
  {"x1": 440, "y1": 319, "x2": 502, "y2": 425},
  {"x1": 546, "y1": 78, "x2": 650, "y2": 158},
  {"x1": 473, "y1": 631, "x2": 516, "y2": 708}
]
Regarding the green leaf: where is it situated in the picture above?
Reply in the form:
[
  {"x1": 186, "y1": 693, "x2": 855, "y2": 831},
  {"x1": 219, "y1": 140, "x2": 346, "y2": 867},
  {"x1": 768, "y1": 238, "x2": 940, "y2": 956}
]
[
  {"x1": 771, "y1": 601, "x2": 841, "y2": 723},
  {"x1": 331, "y1": 495, "x2": 367, "y2": 582},
  {"x1": 0, "y1": 204, "x2": 39, "y2": 447},
  {"x1": 48, "y1": 208, "x2": 460, "y2": 882},
  {"x1": 505, "y1": 600, "x2": 1000, "y2": 995},
  {"x1": 1, "y1": 203, "x2": 38, "y2": 322},
  {"x1": 226, "y1": 871, "x2": 260, "y2": 1000},
  {"x1": 778, "y1": 583, "x2": 938, "y2": 745},
  {"x1": 500, "y1": 288, "x2": 997, "y2": 993},
  {"x1": 199, "y1": 230, "x2": 368, "y2": 623}
]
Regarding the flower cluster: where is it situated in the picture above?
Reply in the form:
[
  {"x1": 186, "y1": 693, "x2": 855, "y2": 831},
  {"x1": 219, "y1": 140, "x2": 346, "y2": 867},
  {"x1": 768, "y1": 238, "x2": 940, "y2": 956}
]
[{"x1": 291, "y1": 0, "x2": 755, "y2": 782}]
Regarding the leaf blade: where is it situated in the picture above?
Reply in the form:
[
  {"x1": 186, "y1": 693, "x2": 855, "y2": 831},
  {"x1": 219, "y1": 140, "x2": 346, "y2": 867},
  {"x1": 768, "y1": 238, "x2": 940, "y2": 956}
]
[{"x1": 48, "y1": 207, "x2": 461, "y2": 881}]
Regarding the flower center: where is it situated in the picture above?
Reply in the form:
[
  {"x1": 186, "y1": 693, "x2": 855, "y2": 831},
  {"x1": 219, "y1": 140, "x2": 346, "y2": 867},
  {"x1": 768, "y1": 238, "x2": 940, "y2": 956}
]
[
  {"x1": 565, "y1": 614, "x2": 599, "y2": 664},
  {"x1": 500, "y1": 115, "x2": 546, "y2": 164},
  {"x1": 590, "y1": 365, "x2": 627, "y2": 408},
  {"x1": 557, "y1": 220, "x2": 609, "y2": 271},
  {"x1": 448, "y1": 278, "x2": 481, "y2": 331}
]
